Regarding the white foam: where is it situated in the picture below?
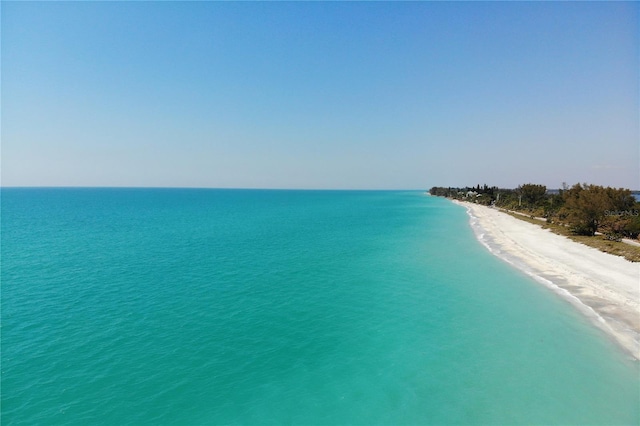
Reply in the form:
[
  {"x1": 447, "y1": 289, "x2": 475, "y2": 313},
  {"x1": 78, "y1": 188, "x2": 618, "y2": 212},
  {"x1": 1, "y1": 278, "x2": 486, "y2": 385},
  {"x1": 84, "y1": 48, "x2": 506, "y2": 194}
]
[{"x1": 453, "y1": 200, "x2": 640, "y2": 360}]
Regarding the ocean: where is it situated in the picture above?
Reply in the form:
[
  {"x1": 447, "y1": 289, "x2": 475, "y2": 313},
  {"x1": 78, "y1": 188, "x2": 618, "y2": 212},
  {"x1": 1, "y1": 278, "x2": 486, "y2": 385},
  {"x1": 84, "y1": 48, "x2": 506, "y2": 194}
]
[{"x1": 2, "y1": 188, "x2": 638, "y2": 425}]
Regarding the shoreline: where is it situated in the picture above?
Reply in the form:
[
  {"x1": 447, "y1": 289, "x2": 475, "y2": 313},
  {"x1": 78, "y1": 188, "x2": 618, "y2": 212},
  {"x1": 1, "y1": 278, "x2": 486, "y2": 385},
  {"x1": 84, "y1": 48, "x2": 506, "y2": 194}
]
[{"x1": 453, "y1": 200, "x2": 640, "y2": 360}]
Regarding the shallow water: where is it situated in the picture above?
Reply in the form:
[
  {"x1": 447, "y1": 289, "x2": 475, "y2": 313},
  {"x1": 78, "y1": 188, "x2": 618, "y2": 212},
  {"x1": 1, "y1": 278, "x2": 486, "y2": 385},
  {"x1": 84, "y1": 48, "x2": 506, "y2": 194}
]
[{"x1": 2, "y1": 188, "x2": 638, "y2": 424}]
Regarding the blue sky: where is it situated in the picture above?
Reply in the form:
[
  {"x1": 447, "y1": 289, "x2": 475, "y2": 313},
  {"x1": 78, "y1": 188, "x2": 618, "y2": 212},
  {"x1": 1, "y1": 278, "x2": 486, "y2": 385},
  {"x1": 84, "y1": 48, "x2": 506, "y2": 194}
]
[{"x1": 2, "y1": 1, "x2": 638, "y2": 189}]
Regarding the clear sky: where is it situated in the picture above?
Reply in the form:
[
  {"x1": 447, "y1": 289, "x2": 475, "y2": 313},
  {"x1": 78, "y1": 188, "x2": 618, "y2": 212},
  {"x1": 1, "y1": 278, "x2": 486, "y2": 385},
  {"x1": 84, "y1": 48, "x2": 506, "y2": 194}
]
[{"x1": 2, "y1": 1, "x2": 638, "y2": 189}]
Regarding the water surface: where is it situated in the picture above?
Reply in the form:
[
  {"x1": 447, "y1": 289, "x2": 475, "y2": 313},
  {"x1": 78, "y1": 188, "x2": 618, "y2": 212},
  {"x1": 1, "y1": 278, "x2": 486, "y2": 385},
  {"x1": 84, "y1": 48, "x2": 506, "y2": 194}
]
[{"x1": 2, "y1": 188, "x2": 638, "y2": 424}]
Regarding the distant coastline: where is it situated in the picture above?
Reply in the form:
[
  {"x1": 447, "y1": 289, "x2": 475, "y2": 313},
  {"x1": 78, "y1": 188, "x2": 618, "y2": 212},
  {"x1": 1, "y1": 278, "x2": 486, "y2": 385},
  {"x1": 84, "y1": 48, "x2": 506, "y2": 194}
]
[{"x1": 429, "y1": 183, "x2": 640, "y2": 262}]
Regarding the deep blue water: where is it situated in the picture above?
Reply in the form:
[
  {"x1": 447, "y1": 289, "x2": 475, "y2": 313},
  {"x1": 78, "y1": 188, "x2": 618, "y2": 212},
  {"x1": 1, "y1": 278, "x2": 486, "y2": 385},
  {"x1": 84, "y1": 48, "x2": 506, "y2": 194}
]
[{"x1": 2, "y1": 188, "x2": 638, "y2": 424}]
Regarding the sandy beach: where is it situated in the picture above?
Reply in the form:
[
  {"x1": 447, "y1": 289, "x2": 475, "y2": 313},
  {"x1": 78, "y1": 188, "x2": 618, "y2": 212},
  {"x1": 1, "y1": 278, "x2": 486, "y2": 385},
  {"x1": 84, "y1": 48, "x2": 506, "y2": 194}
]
[{"x1": 455, "y1": 200, "x2": 640, "y2": 360}]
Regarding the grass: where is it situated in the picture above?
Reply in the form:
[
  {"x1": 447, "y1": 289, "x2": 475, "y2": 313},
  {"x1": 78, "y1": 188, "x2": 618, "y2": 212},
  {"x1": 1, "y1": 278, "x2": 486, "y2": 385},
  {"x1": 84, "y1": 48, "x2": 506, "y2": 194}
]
[{"x1": 503, "y1": 211, "x2": 640, "y2": 263}]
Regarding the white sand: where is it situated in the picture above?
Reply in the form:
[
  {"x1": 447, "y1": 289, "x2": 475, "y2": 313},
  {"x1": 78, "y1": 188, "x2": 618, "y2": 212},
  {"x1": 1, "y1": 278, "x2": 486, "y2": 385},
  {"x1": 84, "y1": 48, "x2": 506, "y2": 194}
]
[{"x1": 454, "y1": 200, "x2": 640, "y2": 360}]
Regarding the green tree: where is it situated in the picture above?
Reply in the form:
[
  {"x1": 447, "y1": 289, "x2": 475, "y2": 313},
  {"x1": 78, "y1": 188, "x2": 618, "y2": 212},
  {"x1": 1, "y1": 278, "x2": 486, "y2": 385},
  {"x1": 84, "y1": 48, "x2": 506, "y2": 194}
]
[
  {"x1": 560, "y1": 184, "x2": 636, "y2": 236},
  {"x1": 518, "y1": 183, "x2": 547, "y2": 207}
]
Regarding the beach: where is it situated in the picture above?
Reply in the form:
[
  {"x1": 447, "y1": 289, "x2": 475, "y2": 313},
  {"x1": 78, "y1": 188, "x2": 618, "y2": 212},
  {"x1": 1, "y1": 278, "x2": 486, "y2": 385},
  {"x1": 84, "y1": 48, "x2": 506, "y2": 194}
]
[{"x1": 455, "y1": 200, "x2": 640, "y2": 360}]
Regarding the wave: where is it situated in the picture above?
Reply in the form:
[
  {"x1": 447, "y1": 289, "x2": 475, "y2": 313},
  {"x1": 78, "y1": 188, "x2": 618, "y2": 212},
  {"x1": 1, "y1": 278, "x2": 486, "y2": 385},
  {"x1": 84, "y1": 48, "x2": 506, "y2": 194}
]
[{"x1": 459, "y1": 203, "x2": 617, "y2": 341}]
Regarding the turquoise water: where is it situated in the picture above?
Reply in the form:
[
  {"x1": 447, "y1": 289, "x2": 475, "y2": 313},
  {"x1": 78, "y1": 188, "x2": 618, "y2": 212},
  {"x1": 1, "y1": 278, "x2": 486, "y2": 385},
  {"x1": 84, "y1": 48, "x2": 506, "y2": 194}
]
[{"x1": 2, "y1": 188, "x2": 638, "y2": 425}]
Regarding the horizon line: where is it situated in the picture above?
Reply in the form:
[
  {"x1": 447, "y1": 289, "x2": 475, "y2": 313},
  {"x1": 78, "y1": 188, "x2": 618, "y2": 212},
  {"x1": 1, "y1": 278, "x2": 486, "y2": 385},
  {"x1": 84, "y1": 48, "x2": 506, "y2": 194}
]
[{"x1": 0, "y1": 185, "x2": 428, "y2": 191}]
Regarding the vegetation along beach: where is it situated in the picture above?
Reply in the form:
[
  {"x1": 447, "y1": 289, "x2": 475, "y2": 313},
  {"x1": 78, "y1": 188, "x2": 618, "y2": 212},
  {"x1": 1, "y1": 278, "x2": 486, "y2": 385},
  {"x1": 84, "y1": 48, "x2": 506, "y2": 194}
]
[{"x1": 431, "y1": 183, "x2": 640, "y2": 360}]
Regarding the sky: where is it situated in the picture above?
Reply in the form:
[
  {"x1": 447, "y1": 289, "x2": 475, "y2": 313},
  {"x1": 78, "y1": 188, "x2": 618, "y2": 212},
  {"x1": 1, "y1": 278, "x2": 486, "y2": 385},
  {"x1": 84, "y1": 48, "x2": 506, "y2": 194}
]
[{"x1": 2, "y1": 1, "x2": 638, "y2": 190}]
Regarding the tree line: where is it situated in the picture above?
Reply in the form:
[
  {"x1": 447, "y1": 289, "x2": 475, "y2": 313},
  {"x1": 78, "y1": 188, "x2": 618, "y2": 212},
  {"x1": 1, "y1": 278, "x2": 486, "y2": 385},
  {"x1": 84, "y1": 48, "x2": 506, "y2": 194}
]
[{"x1": 429, "y1": 183, "x2": 640, "y2": 240}]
